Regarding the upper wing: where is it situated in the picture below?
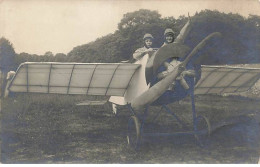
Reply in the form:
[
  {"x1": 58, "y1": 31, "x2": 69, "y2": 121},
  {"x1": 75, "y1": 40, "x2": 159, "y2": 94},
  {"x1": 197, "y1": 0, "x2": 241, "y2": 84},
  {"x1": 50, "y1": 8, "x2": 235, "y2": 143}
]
[
  {"x1": 9, "y1": 62, "x2": 140, "y2": 96},
  {"x1": 195, "y1": 65, "x2": 260, "y2": 95}
]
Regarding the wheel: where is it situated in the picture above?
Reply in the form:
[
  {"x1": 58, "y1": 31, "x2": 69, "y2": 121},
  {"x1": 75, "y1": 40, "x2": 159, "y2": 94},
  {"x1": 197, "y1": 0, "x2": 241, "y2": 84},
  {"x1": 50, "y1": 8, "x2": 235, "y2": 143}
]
[
  {"x1": 127, "y1": 116, "x2": 141, "y2": 150},
  {"x1": 194, "y1": 115, "x2": 211, "y2": 147}
]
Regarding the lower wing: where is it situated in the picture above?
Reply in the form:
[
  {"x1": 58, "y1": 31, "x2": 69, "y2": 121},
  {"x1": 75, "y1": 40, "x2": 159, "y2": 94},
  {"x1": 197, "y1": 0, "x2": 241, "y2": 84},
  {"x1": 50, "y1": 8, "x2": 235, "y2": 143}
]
[
  {"x1": 8, "y1": 62, "x2": 140, "y2": 96},
  {"x1": 195, "y1": 65, "x2": 260, "y2": 95}
]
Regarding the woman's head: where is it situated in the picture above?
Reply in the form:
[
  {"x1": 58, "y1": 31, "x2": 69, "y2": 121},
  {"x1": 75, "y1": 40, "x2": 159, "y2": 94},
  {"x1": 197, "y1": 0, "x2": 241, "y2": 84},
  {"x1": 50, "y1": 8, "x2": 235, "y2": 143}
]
[
  {"x1": 164, "y1": 28, "x2": 175, "y2": 44},
  {"x1": 143, "y1": 33, "x2": 154, "y2": 48}
]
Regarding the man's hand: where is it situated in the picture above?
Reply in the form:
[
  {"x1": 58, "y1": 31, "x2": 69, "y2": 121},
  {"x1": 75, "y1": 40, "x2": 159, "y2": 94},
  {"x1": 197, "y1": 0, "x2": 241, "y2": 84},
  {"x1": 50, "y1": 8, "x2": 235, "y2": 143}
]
[{"x1": 145, "y1": 48, "x2": 154, "y2": 52}]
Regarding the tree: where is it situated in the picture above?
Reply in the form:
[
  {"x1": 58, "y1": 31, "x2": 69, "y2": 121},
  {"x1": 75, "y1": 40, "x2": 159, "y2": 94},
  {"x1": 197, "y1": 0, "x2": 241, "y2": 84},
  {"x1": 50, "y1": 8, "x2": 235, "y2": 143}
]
[
  {"x1": 44, "y1": 51, "x2": 54, "y2": 57},
  {"x1": 0, "y1": 37, "x2": 15, "y2": 72},
  {"x1": 0, "y1": 37, "x2": 16, "y2": 96},
  {"x1": 54, "y1": 53, "x2": 67, "y2": 62},
  {"x1": 118, "y1": 9, "x2": 161, "y2": 31},
  {"x1": 15, "y1": 10, "x2": 260, "y2": 65},
  {"x1": 116, "y1": 9, "x2": 166, "y2": 60},
  {"x1": 43, "y1": 51, "x2": 54, "y2": 62}
]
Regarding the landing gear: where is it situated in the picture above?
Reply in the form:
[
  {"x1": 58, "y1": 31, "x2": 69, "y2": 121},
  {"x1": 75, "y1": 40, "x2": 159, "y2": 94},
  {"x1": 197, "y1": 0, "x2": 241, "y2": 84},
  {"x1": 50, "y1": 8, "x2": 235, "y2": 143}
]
[
  {"x1": 125, "y1": 78, "x2": 212, "y2": 150},
  {"x1": 190, "y1": 79, "x2": 211, "y2": 147},
  {"x1": 127, "y1": 116, "x2": 141, "y2": 150},
  {"x1": 194, "y1": 115, "x2": 211, "y2": 147}
]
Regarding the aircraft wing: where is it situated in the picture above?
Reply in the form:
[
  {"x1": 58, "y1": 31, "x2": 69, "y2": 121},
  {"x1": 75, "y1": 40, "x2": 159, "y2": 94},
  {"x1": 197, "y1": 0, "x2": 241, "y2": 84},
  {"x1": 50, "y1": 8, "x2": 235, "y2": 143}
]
[
  {"x1": 8, "y1": 62, "x2": 140, "y2": 96},
  {"x1": 195, "y1": 65, "x2": 260, "y2": 95}
]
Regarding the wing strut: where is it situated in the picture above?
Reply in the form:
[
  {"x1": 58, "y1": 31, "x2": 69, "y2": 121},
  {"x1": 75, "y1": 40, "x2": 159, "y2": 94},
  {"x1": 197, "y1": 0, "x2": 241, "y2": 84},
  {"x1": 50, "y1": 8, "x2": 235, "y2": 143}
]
[
  {"x1": 26, "y1": 64, "x2": 29, "y2": 93},
  {"x1": 67, "y1": 64, "x2": 76, "y2": 94},
  {"x1": 105, "y1": 64, "x2": 120, "y2": 96},
  {"x1": 47, "y1": 64, "x2": 53, "y2": 93},
  {"x1": 86, "y1": 64, "x2": 98, "y2": 95},
  {"x1": 123, "y1": 67, "x2": 139, "y2": 96}
]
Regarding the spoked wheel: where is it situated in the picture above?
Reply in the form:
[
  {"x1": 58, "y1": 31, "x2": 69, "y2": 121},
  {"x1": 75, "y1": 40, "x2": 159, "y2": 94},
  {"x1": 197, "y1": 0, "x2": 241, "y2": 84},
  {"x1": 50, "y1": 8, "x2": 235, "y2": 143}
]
[
  {"x1": 127, "y1": 116, "x2": 141, "y2": 150},
  {"x1": 194, "y1": 115, "x2": 211, "y2": 147}
]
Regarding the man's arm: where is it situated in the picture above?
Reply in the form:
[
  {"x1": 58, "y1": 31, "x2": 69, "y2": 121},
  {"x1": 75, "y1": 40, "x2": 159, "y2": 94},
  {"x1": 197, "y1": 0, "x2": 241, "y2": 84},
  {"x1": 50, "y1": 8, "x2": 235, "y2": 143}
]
[{"x1": 133, "y1": 48, "x2": 146, "y2": 60}]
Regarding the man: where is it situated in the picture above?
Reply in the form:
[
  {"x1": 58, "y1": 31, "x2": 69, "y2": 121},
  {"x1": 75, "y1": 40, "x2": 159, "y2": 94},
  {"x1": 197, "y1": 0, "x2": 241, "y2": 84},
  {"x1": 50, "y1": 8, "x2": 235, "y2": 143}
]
[{"x1": 133, "y1": 33, "x2": 154, "y2": 60}]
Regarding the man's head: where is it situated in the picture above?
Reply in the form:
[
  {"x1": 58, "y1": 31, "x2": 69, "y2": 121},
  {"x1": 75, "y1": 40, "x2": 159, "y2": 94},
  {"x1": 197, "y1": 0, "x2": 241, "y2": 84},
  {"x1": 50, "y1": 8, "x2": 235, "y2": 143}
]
[
  {"x1": 164, "y1": 28, "x2": 175, "y2": 44},
  {"x1": 143, "y1": 33, "x2": 154, "y2": 48}
]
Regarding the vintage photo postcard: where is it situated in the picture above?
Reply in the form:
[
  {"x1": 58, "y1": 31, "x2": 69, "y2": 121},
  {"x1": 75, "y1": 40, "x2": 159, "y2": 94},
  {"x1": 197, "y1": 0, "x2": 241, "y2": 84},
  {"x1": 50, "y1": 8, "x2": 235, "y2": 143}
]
[{"x1": 0, "y1": 0, "x2": 260, "y2": 164}]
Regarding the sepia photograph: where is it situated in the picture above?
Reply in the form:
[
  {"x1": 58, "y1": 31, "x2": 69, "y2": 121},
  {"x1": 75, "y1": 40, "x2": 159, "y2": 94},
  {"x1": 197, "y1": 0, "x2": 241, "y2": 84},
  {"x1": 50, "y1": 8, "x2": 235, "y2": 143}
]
[{"x1": 0, "y1": 0, "x2": 260, "y2": 164}]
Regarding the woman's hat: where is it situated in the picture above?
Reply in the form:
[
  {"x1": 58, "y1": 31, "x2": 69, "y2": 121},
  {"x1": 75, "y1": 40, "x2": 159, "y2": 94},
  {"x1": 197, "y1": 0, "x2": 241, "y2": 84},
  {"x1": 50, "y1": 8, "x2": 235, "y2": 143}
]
[{"x1": 164, "y1": 28, "x2": 175, "y2": 36}]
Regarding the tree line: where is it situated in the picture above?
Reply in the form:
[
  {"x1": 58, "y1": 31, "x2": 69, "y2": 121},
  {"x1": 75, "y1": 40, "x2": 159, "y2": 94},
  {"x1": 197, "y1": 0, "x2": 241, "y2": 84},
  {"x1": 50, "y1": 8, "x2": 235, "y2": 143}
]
[{"x1": 1, "y1": 9, "x2": 260, "y2": 73}]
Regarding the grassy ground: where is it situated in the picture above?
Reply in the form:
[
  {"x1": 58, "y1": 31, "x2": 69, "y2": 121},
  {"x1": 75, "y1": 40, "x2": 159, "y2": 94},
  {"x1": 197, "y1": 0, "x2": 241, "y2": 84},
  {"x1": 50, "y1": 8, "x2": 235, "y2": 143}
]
[{"x1": 1, "y1": 93, "x2": 260, "y2": 163}]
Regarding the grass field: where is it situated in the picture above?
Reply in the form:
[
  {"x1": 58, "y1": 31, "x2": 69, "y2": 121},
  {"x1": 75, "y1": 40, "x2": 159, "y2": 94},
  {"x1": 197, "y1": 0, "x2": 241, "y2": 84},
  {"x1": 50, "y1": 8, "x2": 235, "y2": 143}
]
[{"x1": 1, "y1": 93, "x2": 260, "y2": 163}]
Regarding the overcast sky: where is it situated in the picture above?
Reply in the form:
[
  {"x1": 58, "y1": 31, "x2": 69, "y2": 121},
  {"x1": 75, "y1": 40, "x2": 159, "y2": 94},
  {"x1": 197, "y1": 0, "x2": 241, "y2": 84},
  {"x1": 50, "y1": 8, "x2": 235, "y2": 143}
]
[{"x1": 1, "y1": 0, "x2": 260, "y2": 55}]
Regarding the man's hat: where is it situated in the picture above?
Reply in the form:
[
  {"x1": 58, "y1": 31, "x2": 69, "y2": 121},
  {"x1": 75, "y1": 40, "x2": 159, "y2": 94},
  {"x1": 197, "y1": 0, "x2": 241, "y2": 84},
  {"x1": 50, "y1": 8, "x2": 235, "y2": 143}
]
[{"x1": 143, "y1": 33, "x2": 154, "y2": 40}]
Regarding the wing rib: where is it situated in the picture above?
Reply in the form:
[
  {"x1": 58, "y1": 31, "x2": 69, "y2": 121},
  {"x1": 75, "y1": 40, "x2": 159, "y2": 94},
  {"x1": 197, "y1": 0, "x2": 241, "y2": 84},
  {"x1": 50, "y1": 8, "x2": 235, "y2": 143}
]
[
  {"x1": 86, "y1": 65, "x2": 98, "y2": 95},
  {"x1": 26, "y1": 64, "x2": 29, "y2": 93},
  {"x1": 205, "y1": 68, "x2": 236, "y2": 94},
  {"x1": 67, "y1": 64, "x2": 76, "y2": 94},
  {"x1": 105, "y1": 64, "x2": 120, "y2": 96},
  {"x1": 47, "y1": 64, "x2": 52, "y2": 93}
]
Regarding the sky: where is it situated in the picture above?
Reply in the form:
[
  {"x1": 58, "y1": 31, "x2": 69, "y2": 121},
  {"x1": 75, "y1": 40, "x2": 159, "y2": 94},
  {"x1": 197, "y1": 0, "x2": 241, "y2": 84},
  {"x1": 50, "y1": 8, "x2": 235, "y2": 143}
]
[{"x1": 1, "y1": 0, "x2": 260, "y2": 55}]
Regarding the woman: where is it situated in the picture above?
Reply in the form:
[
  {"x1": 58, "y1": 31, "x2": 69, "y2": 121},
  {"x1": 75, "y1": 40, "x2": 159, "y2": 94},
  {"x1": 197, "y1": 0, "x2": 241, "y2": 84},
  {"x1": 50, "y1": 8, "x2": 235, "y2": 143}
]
[
  {"x1": 162, "y1": 28, "x2": 175, "y2": 47},
  {"x1": 157, "y1": 28, "x2": 178, "y2": 80}
]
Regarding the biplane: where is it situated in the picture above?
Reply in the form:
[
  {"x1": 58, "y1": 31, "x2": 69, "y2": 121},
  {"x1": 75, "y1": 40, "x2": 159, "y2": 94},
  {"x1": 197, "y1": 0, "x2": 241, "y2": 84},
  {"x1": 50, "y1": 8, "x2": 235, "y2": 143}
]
[{"x1": 5, "y1": 18, "x2": 260, "y2": 150}]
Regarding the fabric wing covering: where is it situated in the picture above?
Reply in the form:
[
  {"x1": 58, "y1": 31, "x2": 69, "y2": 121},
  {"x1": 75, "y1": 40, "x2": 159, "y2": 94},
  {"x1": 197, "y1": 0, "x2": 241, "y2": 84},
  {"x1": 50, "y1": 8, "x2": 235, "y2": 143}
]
[
  {"x1": 9, "y1": 62, "x2": 140, "y2": 96},
  {"x1": 195, "y1": 65, "x2": 260, "y2": 95}
]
